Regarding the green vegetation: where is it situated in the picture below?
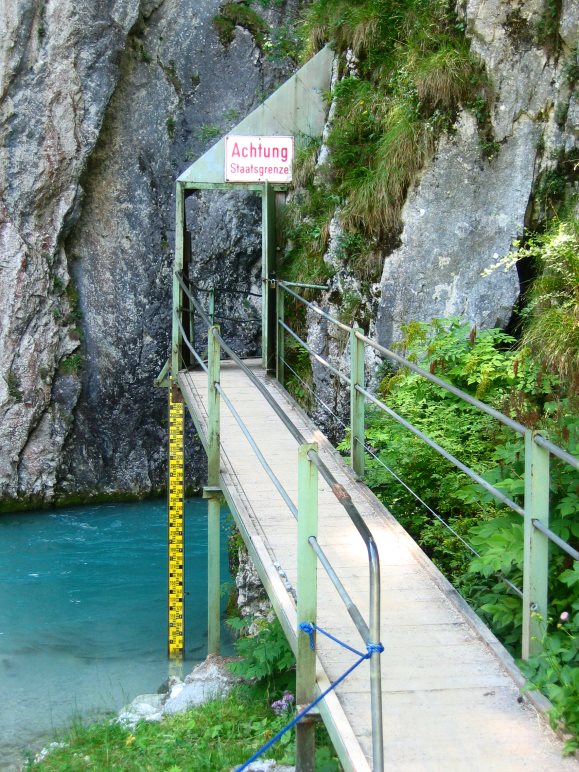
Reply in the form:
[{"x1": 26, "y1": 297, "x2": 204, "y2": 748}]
[
  {"x1": 59, "y1": 353, "x2": 83, "y2": 375},
  {"x1": 265, "y1": 20, "x2": 302, "y2": 63},
  {"x1": 227, "y1": 615, "x2": 295, "y2": 685},
  {"x1": 213, "y1": 2, "x2": 269, "y2": 50},
  {"x1": 31, "y1": 614, "x2": 341, "y2": 770},
  {"x1": 166, "y1": 116, "x2": 177, "y2": 139},
  {"x1": 28, "y1": 690, "x2": 292, "y2": 770},
  {"x1": 6, "y1": 370, "x2": 22, "y2": 402},
  {"x1": 352, "y1": 312, "x2": 578, "y2": 748},
  {"x1": 281, "y1": 0, "x2": 490, "y2": 288},
  {"x1": 518, "y1": 212, "x2": 579, "y2": 385},
  {"x1": 195, "y1": 124, "x2": 221, "y2": 143},
  {"x1": 535, "y1": 0, "x2": 563, "y2": 55},
  {"x1": 304, "y1": 0, "x2": 481, "y2": 230},
  {"x1": 521, "y1": 575, "x2": 579, "y2": 756}
]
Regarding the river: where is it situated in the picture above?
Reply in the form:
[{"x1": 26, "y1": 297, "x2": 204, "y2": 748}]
[{"x1": 0, "y1": 499, "x2": 232, "y2": 768}]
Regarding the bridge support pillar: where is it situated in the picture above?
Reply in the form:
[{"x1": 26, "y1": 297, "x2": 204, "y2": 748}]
[
  {"x1": 296, "y1": 442, "x2": 318, "y2": 772},
  {"x1": 207, "y1": 325, "x2": 222, "y2": 656}
]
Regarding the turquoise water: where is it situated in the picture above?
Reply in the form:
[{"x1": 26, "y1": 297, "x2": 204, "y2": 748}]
[{"x1": 0, "y1": 499, "x2": 232, "y2": 767}]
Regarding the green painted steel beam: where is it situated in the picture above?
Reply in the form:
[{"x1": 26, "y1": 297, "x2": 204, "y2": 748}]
[
  {"x1": 350, "y1": 326, "x2": 365, "y2": 479},
  {"x1": 296, "y1": 442, "x2": 319, "y2": 771},
  {"x1": 262, "y1": 181, "x2": 276, "y2": 372},
  {"x1": 276, "y1": 283, "x2": 285, "y2": 386},
  {"x1": 154, "y1": 358, "x2": 170, "y2": 388},
  {"x1": 522, "y1": 431, "x2": 550, "y2": 659},
  {"x1": 172, "y1": 181, "x2": 185, "y2": 376},
  {"x1": 182, "y1": 182, "x2": 287, "y2": 192},
  {"x1": 207, "y1": 326, "x2": 222, "y2": 656}
]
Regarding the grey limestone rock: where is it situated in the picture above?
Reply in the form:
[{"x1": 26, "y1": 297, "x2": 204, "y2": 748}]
[
  {"x1": 236, "y1": 548, "x2": 274, "y2": 631},
  {"x1": 376, "y1": 111, "x2": 531, "y2": 344},
  {"x1": 163, "y1": 654, "x2": 242, "y2": 714},
  {"x1": 117, "y1": 654, "x2": 242, "y2": 727},
  {"x1": 0, "y1": 0, "x2": 295, "y2": 503},
  {"x1": 374, "y1": 0, "x2": 579, "y2": 346},
  {"x1": 118, "y1": 692, "x2": 165, "y2": 728}
]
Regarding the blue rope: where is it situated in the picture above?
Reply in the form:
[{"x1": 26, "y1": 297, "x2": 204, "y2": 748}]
[
  {"x1": 299, "y1": 622, "x2": 369, "y2": 658},
  {"x1": 235, "y1": 623, "x2": 384, "y2": 772}
]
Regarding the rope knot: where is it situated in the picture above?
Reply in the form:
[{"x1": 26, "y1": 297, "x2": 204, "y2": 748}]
[
  {"x1": 299, "y1": 622, "x2": 316, "y2": 650},
  {"x1": 366, "y1": 641, "x2": 384, "y2": 656}
]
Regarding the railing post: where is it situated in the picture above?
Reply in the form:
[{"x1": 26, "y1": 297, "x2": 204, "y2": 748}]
[
  {"x1": 522, "y1": 430, "x2": 550, "y2": 659},
  {"x1": 205, "y1": 325, "x2": 221, "y2": 655},
  {"x1": 262, "y1": 181, "x2": 276, "y2": 373},
  {"x1": 350, "y1": 326, "x2": 365, "y2": 478},
  {"x1": 276, "y1": 282, "x2": 285, "y2": 386},
  {"x1": 189, "y1": 304, "x2": 196, "y2": 363},
  {"x1": 296, "y1": 442, "x2": 318, "y2": 772},
  {"x1": 208, "y1": 288, "x2": 215, "y2": 325},
  {"x1": 172, "y1": 181, "x2": 185, "y2": 376}
]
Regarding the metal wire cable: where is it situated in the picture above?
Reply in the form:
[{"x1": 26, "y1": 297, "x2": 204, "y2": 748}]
[
  {"x1": 279, "y1": 320, "x2": 352, "y2": 386},
  {"x1": 214, "y1": 314, "x2": 261, "y2": 324},
  {"x1": 281, "y1": 356, "x2": 524, "y2": 598}
]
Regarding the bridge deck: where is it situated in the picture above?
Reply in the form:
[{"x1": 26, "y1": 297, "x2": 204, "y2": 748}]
[{"x1": 178, "y1": 360, "x2": 574, "y2": 771}]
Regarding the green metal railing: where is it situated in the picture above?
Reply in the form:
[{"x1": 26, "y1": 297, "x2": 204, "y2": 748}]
[
  {"x1": 175, "y1": 273, "x2": 384, "y2": 771},
  {"x1": 275, "y1": 279, "x2": 579, "y2": 661}
]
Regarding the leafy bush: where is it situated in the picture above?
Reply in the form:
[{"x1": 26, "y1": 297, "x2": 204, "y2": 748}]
[
  {"x1": 520, "y1": 212, "x2": 579, "y2": 384},
  {"x1": 227, "y1": 615, "x2": 296, "y2": 688},
  {"x1": 521, "y1": 565, "x2": 579, "y2": 756},
  {"x1": 355, "y1": 316, "x2": 578, "y2": 743}
]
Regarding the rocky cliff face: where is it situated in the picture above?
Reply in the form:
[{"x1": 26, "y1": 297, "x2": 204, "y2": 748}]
[
  {"x1": 307, "y1": 0, "x2": 578, "y2": 431},
  {"x1": 0, "y1": 0, "x2": 295, "y2": 506},
  {"x1": 376, "y1": 0, "x2": 578, "y2": 345}
]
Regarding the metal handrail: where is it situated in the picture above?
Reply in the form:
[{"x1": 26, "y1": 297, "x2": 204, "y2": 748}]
[
  {"x1": 176, "y1": 273, "x2": 384, "y2": 770},
  {"x1": 357, "y1": 383, "x2": 525, "y2": 517},
  {"x1": 278, "y1": 281, "x2": 527, "y2": 435},
  {"x1": 279, "y1": 320, "x2": 352, "y2": 386},
  {"x1": 275, "y1": 279, "x2": 578, "y2": 664}
]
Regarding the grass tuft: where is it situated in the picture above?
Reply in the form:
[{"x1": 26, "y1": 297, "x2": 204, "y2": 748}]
[
  {"x1": 284, "y1": 0, "x2": 485, "y2": 283},
  {"x1": 213, "y1": 3, "x2": 269, "y2": 49},
  {"x1": 520, "y1": 209, "x2": 579, "y2": 384}
]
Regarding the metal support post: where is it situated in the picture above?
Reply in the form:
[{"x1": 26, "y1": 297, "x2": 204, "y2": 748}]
[
  {"x1": 296, "y1": 443, "x2": 318, "y2": 772},
  {"x1": 276, "y1": 283, "x2": 285, "y2": 386},
  {"x1": 189, "y1": 305, "x2": 195, "y2": 362},
  {"x1": 207, "y1": 325, "x2": 222, "y2": 655},
  {"x1": 350, "y1": 327, "x2": 365, "y2": 478},
  {"x1": 168, "y1": 381, "x2": 185, "y2": 662},
  {"x1": 369, "y1": 538, "x2": 384, "y2": 772},
  {"x1": 262, "y1": 181, "x2": 276, "y2": 373},
  {"x1": 172, "y1": 182, "x2": 185, "y2": 376},
  {"x1": 209, "y1": 288, "x2": 215, "y2": 325},
  {"x1": 522, "y1": 430, "x2": 550, "y2": 659}
]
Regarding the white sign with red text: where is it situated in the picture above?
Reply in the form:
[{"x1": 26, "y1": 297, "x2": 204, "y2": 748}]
[{"x1": 225, "y1": 135, "x2": 294, "y2": 183}]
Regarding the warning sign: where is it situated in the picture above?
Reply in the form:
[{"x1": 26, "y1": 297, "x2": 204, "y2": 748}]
[{"x1": 225, "y1": 135, "x2": 293, "y2": 183}]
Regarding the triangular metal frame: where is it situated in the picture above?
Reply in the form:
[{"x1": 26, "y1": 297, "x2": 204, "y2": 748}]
[{"x1": 177, "y1": 45, "x2": 334, "y2": 190}]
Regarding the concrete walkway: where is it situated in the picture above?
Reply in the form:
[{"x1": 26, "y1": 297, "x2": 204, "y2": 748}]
[{"x1": 179, "y1": 360, "x2": 576, "y2": 772}]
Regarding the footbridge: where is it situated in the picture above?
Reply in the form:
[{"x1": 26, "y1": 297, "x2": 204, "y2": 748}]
[
  {"x1": 156, "y1": 47, "x2": 578, "y2": 771},
  {"x1": 162, "y1": 275, "x2": 578, "y2": 771}
]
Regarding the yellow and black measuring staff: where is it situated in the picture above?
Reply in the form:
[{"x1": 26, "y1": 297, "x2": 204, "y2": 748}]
[{"x1": 168, "y1": 382, "x2": 185, "y2": 662}]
